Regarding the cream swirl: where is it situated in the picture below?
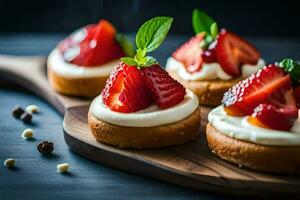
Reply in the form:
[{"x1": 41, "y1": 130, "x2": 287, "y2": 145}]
[
  {"x1": 208, "y1": 106, "x2": 300, "y2": 146},
  {"x1": 90, "y1": 90, "x2": 199, "y2": 127},
  {"x1": 47, "y1": 48, "x2": 120, "y2": 78},
  {"x1": 165, "y1": 57, "x2": 265, "y2": 81}
]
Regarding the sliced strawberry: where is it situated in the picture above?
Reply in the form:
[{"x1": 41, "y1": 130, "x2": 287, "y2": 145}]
[
  {"x1": 294, "y1": 86, "x2": 300, "y2": 107},
  {"x1": 101, "y1": 63, "x2": 152, "y2": 113},
  {"x1": 202, "y1": 49, "x2": 217, "y2": 63},
  {"x1": 201, "y1": 41, "x2": 217, "y2": 63},
  {"x1": 58, "y1": 24, "x2": 95, "y2": 55},
  {"x1": 223, "y1": 65, "x2": 296, "y2": 116},
  {"x1": 58, "y1": 19, "x2": 125, "y2": 66},
  {"x1": 215, "y1": 29, "x2": 260, "y2": 77},
  {"x1": 172, "y1": 33, "x2": 205, "y2": 73},
  {"x1": 142, "y1": 64, "x2": 186, "y2": 109},
  {"x1": 248, "y1": 103, "x2": 297, "y2": 131}
]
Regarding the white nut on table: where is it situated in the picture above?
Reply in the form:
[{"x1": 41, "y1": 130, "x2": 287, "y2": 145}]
[
  {"x1": 21, "y1": 128, "x2": 34, "y2": 139},
  {"x1": 25, "y1": 105, "x2": 39, "y2": 114},
  {"x1": 4, "y1": 158, "x2": 15, "y2": 168},
  {"x1": 57, "y1": 163, "x2": 69, "y2": 173}
]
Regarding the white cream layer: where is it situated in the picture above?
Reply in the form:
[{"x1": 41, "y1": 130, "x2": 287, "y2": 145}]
[
  {"x1": 208, "y1": 106, "x2": 300, "y2": 146},
  {"x1": 165, "y1": 57, "x2": 265, "y2": 81},
  {"x1": 47, "y1": 48, "x2": 120, "y2": 78},
  {"x1": 90, "y1": 90, "x2": 199, "y2": 127}
]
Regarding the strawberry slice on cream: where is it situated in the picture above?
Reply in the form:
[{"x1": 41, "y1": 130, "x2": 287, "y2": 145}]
[
  {"x1": 222, "y1": 60, "x2": 300, "y2": 132},
  {"x1": 58, "y1": 19, "x2": 125, "y2": 67}
]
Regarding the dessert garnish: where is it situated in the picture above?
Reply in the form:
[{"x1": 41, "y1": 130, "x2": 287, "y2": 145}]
[
  {"x1": 222, "y1": 59, "x2": 300, "y2": 131},
  {"x1": 20, "y1": 112, "x2": 32, "y2": 124},
  {"x1": 25, "y1": 104, "x2": 39, "y2": 114},
  {"x1": 172, "y1": 8, "x2": 260, "y2": 76},
  {"x1": 101, "y1": 16, "x2": 186, "y2": 113},
  {"x1": 58, "y1": 19, "x2": 134, "y2": 66},
  {"x1": 22, "y1": 128, "x2": 34, "y2": 140},
  {"x1": 12, "y1": 104, "x2": 25, "y2": 119},
  {"x1": 37, "y1": 141, "x2": 54, "y2": 155},
  {"x1": 4, "y1": 158, "x2": 15, "y2": 168},
  {"x1": 57, "y1": 163, "x2": 70, "y2": 173}
]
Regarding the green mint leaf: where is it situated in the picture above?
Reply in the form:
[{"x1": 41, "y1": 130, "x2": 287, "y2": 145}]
[
  {"x1": 192, "y1": 8, "x2": 216, "y2": 35},
  {"x1": 134, "y1": 48, "x2": 147, "y2": 65},
  {"x1": 210, "y1": 23, "x2": 218, "y2": 38},
  {"x1": 199, "y1": 34, "x2": 214, "y2": 49},
  {"x1": 279, "y1": 58, "x2": 300, "y2": 83},
  {"x1": 135, "y1": 48, "x2": 147, "y2": 60},
  {"x1": 121, "y1": 57, "x2": 138, "y2": 66},
  {"x1": 116, "y1": 34, "x2": 135, "y2": 57},
  {"x1": 136, "y1": 16, "x2": 173, "y2": 52},
  {"x1": 145, "y1": 56, "x2": 157, "y2": 66}
]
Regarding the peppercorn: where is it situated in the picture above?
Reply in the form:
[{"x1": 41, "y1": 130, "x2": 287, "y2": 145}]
[
  {"x1": 57, "y1": 163, "x2": 69, "y2": 173},
  {"x1": 26, "y1": 104, "x2": 39, "y2": 114},
  {"x1": 21, "y1": 128, "x2": 34, "y2": 139},
  {"x1": 12, "y1": 105, "x2": 24, "y2": 119},
  {"x1": 37, "y1": 141, "x2": 54, "y2": 155},
  {"x1": 4, "y1": 158, "x2": 15, "y2": 168},
  {"x1": 20, "y1": 112, "x2": 32, "y2": 124}
]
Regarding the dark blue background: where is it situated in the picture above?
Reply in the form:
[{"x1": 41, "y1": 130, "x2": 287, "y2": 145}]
[{"x1": 0, "y1": 0, "x2": 299, "y2": 36}]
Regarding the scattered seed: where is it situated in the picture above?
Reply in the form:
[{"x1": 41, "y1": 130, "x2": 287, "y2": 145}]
[
  {"x1": 57, "y1": 163, "x2": 69, "y2": 173},
  {"x1": 12, "y1": 105, "x2": 24, "y2": 119},
  {"x1": 25, "y1": 105, "x2": 39, "y2": 114},
  {"x1": 21, "y1": 128, "x2": 34, "y2": 139},
  {"x1": 37, "y1": 141, "x2": 54, "y2": 155},
  {"x1": 4, "y1": 158, "x2": 15, "y2": 168},
  {"x1": 20, "y1": 112, "x2": 32, "y2": 124}
]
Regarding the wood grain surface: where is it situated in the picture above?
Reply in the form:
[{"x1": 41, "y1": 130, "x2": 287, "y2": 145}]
[{"x1": 1, "y1": 53, "x2": 300, "y2": 196}]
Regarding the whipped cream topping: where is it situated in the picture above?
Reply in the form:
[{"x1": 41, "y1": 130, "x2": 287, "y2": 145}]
[
  {"x1": 90, "y1": 90, "x2": 199, "y2": 127},
  {"x1": 165, "y1": 57, "x2": 265, "y2": 81},
  {"x1": 47, "y1": 48, "x2": 120, "y2": 78},
  {"x1": 208, "y1": 106, "x2": 300, "y2": 146}
]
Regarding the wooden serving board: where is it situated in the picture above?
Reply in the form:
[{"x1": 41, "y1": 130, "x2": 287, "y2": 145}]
[{"x1": 1, "y1": 54, "x2": 300, "y2": 196}]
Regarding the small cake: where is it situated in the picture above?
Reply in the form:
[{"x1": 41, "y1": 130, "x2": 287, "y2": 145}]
[
  {"x1": 48, "y1": 19, "x2": 133, "y2": 97},
  {"x1": 207, "y1": 59, "x2": 300, "y2": 174},
  {"x1": 88, "y1": 16, "x2": 201, "y2": 149},
  {"x1": 166, "y1": 8, "x2": 265, "y2": 106}
]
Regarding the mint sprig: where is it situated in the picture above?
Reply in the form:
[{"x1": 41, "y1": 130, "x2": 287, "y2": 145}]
[
  {"x1": 279, "y1": 58, "x2": 300, "y2": 84},
  {"x1": 121, "y1": 16, "x2": 173, "y2": 67},
  {"x1": 192, "y1": 8, "x2": 219, "y2": 49}
]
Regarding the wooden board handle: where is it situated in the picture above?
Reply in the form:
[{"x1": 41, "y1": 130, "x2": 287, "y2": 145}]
[{"x1": 0, "y1": 54, "x2": 90, "y2": 114}]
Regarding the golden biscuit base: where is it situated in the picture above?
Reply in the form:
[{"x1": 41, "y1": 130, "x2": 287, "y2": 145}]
[
  {"x1": 206, "y1": 123, "x2": 300, "y2": 174},
  {"x1": 88, "y1": 107, "x2": 201, "y2": 149},
  {"x1": 48, "y1": 66, "x2": 108, "y2": 98},
  {"x1": 169, "y1": 72, "x2": 242, "y2": 106}
]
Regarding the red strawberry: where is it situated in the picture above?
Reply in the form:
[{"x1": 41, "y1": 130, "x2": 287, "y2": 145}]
[
  {"x1": 201, "y1": 41, "x2": 217, "y2": 63},
  {"x1": 142, "y1": 64, "x2": 186, "y2": 109},
  {"x1": 101, "y1": 63, "x2": 152, "y2": 113},
  {"x1": 58, "y1": 20, "x2": 125, "y2": 66},
  {"x1": 215, "y1": 29, "x2": 260, "y2": 77},
  {"x1": 248, "y1": 103, "x2": 297, "y2": 131},
  {"x1": 294, "y1": 86, "x2": 300, "y2": 107},
  {"x1": 223, "y1": 65, "x2": 297, "y2": 116},
  {"x1": 172, "y1": 33, "x2": 205, "y2": 73}
]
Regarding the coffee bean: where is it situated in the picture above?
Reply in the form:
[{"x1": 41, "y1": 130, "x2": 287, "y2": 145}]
[
  {"x1": 20, "y1": 112, "x2": 32, "y2": 124},
  {"x1": 12, "y1": 105, "x2": 24, "y2": 119}
]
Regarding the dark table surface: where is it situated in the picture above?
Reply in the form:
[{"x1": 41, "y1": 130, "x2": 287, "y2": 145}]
[{"x1": 0, "y1": 34, "x2": 300, "y2": 200}]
